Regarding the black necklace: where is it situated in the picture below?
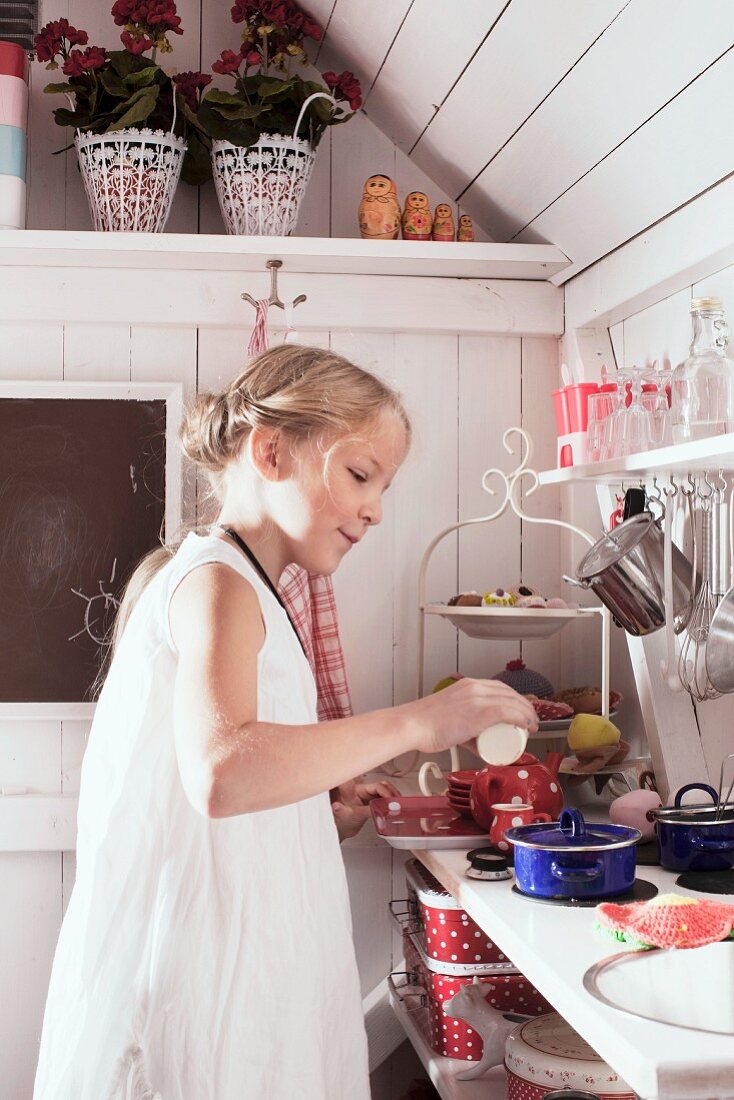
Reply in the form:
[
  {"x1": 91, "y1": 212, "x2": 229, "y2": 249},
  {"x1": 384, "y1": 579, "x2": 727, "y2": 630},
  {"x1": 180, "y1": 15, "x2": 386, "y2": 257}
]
[{"x1": 217, "y1": 526, "x2": 308, "y2": 660}]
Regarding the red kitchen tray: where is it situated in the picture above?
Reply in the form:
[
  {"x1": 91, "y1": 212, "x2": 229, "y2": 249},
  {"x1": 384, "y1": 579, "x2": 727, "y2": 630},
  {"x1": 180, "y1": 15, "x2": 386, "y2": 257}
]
[{"x1": 371, "y1": 795, "x2": 489, "y2": 849}]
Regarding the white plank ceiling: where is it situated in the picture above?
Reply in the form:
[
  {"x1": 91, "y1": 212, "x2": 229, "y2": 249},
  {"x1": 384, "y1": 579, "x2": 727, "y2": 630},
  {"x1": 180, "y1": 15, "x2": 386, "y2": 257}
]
[{"x1": 310, "y1": 0, "x2": 734, "y2": 281}]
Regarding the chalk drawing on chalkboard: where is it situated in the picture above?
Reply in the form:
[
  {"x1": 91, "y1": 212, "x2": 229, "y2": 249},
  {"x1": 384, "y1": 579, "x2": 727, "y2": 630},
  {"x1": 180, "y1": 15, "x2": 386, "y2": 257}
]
[
  {"x1": 69, "y1": 558, "x2": 121, "y2": 645},
  {"x1": 0, "y1": 380, "x2": 183, "y2": 719}
]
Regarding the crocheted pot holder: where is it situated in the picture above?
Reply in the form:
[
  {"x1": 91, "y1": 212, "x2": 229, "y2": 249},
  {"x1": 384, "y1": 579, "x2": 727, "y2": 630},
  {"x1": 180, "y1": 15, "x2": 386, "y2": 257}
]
[{"x1": 595, "y1": 892, "x2": 734, "y2": 949}]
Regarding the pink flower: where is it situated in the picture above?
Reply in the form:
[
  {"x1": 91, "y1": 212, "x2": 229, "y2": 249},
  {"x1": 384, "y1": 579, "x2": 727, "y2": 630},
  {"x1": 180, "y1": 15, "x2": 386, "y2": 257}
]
[{"x1": 62, "y1": 45, "x2": 108, "y2": 77}]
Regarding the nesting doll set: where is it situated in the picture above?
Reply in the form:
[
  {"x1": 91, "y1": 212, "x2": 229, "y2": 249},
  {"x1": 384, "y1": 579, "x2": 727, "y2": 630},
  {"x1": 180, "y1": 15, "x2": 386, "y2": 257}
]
[{"x1": 357, "y1": 175, "x2": 474, "y2": 242}]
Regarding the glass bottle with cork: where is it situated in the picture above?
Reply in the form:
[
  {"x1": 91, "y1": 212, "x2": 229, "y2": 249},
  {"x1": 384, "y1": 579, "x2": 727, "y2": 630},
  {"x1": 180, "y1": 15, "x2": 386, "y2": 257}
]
[{"x1": 671, "y1": 296, "x2": 734, "y2": 443}]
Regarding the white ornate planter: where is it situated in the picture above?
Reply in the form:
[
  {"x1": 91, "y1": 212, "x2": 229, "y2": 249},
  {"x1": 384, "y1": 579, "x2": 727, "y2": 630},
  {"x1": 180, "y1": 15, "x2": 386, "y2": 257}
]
[
  {"x1": 212, "y1": 132, "x2": 316, "y2": 236},
  {"x1": 75, "y1": 127, "x2": 186, "y2": 233},
  {"x1": 210, "y1": 91, "x2": 335, "y2": 237}
]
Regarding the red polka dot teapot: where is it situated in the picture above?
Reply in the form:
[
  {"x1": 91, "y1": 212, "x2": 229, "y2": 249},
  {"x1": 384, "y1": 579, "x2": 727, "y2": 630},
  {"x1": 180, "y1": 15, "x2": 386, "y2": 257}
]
[{"x1": 469, "y1": 751, "x2": 564, "y2": 830}]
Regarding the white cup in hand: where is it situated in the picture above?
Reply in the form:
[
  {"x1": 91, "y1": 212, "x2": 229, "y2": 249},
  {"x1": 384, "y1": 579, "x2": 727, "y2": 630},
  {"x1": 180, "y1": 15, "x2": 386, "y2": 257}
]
[{"x1": 476, "y1": 723, "x2": 528, "y2": 766}]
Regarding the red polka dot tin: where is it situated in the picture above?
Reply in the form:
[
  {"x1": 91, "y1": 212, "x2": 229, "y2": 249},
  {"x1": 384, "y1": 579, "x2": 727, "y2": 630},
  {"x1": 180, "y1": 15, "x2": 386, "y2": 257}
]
[
  {"x1": 505, "y1": 1013, "x2": 635, "y2": 1099},
  {"x1": 405, "y1": 857, "x2": 511, "y2": 967},
  {"x1": 403, "y1": 931, "x2": 553, "y2": 1061}
]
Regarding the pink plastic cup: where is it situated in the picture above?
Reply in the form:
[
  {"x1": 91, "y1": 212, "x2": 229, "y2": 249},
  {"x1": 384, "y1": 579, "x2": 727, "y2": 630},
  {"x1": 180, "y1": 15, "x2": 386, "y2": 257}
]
[
  {"x1": 551, "y1": 388, "x2": 570, "y2": 435},
  {"x1": 565, "y1": 382, "x2": 599, "y2": 433}
]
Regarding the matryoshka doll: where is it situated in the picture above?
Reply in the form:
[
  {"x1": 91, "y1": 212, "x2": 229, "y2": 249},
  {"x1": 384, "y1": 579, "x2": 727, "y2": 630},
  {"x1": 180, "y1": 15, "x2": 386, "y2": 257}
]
[
  {"x1": 432, "y1": 203, "x2": 455, "y2": 242},
  {"x1": 358, "y1": 174, "x2": 401, "y2": 240},
  {"x1": 457, "y1": 213, "x2": 475, "y2": 242},
  {"x1": 401, "y1": 191, "x2": 433, "y2": 241}
]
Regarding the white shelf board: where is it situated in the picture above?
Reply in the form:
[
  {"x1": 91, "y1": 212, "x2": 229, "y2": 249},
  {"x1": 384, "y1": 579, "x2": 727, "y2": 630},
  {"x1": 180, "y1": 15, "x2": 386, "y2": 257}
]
[
  {"x1": 411, "y1": 848, "x2": 734, "y2": 1100},
  {"x1": 389, "y1": 989, "x2": 507, "y2": 1100},
  {"x1": 425, "y1": 603, "x2": 601, "y2": 641},
  {"x1": 0, "y1": 230, "x2": 570, "y2": 280},
  {"x1": 539, "y1": 433, "x2": 734, "y2": 485},
  {"x1": 0, "y1": 794, "x2": 78, "y2": 852}
]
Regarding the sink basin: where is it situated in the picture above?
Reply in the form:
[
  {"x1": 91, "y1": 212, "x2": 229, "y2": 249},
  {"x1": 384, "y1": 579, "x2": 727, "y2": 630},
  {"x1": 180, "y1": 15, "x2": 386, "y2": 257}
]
[{"x1": 584, "y1": 941, "x2": 734, "y2": 1034}]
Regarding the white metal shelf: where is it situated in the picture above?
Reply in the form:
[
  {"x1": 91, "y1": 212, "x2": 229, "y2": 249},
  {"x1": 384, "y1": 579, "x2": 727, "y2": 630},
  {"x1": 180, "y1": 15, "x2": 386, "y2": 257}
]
[
  {"x1": 0, "y1": 231, "x2": 569, "y2": 280},
  {"x1": 389, "y1": 989, "x2": 507, "y2": 1100},
  {"x1": 425, "y1": 603, "x2": 601, "y2": 641},
  {"x1": 539, "y1": 433, "x2": 734, "y2": 485}
]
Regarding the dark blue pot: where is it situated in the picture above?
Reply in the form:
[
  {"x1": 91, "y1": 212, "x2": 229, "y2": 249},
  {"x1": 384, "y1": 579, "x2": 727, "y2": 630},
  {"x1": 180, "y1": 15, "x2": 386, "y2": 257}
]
[
  {"x1": 654, "y1": 783, "x2": 734, "y2": 873},
  {"x1": 505, "y1": 807, "x2": 640, "y2": 900}
]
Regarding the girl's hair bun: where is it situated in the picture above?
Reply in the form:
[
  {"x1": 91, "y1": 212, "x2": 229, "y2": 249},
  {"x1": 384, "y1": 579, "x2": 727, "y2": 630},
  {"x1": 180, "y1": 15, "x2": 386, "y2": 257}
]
[{"x1": 179, "y1": 391, "x2": 232, "y2": 471}]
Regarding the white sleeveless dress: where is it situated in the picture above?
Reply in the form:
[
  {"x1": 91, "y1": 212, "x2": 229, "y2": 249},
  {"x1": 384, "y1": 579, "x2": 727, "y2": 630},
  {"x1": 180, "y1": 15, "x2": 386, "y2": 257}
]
[{"x1": 34, "y1": 533, "x2": 370, "y2": 1100}]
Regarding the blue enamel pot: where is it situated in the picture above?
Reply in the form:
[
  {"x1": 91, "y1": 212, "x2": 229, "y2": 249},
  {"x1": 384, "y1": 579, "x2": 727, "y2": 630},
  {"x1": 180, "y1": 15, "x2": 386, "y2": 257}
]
[
  {"x1": 653, "y1": 783, "x2": 734, "y2": 872},
  {"x1": 505, "y1": 807, "x2": 641, "y2": 900}
]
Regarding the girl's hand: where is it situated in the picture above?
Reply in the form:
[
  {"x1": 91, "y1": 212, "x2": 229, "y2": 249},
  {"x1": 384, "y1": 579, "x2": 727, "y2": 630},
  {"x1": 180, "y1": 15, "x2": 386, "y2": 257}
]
[
  {"x1": 330, "y1": 778, "x2": 401, "y2": 842},
  {"x1": 398, "y1": 677, "x2": 538, "y2": 757}
]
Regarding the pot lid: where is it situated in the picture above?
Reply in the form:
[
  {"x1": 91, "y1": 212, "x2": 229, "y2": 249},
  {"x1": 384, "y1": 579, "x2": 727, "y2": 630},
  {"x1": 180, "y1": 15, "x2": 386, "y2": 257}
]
[
  {"x1": 576, "y1": 512, "x2": 656, "y2": 580},
  {"x1": 505, "y1": 808, "x2": 641, "y2": 852},
  {"x1": 506, "y1": 1012, "x2": 635, "y2": 1093},
  {"x1": 654, "y1": 803, "x2": 734, "y2": 825}
]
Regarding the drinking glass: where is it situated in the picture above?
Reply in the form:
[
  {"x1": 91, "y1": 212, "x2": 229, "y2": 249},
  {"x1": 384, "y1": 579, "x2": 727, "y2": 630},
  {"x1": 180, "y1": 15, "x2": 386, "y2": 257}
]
[{"x1": 586, "y1": 392, "x2": 614, "y2": 462}]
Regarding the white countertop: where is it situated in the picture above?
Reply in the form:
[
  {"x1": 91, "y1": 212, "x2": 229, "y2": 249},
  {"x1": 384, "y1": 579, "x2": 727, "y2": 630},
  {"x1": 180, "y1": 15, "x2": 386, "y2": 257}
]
[{"x1": 412, "y1": 848, "x2": 734, "y2": 1100}]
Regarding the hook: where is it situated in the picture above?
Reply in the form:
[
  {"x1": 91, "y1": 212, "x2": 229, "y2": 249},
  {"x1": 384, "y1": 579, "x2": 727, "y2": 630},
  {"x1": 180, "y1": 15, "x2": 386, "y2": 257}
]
[
  {"x1": 664, "y1": 473, "x2": 678, "y2": 498},
  {"x1": 241, "y1": 260, "x2": 307, "y2": 311}
]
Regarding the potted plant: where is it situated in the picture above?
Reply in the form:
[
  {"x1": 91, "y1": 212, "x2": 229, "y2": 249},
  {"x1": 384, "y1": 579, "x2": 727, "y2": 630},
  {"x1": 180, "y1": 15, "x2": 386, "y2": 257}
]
[
  {"x1": 33, "y1": 3, "x2": 212, "y2": 232},
  {"x1": 200, "y1": 0, "x2": 362, "y2": 236}
]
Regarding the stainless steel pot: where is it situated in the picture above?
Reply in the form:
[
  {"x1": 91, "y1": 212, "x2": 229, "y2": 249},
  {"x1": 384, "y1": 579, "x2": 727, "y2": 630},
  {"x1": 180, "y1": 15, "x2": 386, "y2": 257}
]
[{"x1": 571, "y1": 512, "x2": 696, "y2": 636}]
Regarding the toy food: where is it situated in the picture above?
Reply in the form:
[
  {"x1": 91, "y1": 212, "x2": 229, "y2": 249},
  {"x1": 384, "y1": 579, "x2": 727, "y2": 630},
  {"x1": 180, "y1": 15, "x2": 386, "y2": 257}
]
[
  {"x1": 492, "y1": 658, "x2": 554, "y2": 699},
  {"x1": 596, "y1": 893, "x2": 734, "y2": 950},
  {"x1": 483, "y1": 588, "x2": 515, "y2": 606},
  {"x1": 529, "y1": 697, "x2": 574, "y2": 721},
  {"x1": 447, "y1": 592, "x2": 482, "y2": 606},
  {"x1": 567, "y1": 712, "x2": 621, "y2": 752},
  {"x1": 432, "y1": 673, "x2": 463, "y2": 693},
  {"x1": 609, "y1": 788, "x2": 662, "y2": 840},
  {"x1": 554, "y1": 686, "x2": 622, "y2": 714}
]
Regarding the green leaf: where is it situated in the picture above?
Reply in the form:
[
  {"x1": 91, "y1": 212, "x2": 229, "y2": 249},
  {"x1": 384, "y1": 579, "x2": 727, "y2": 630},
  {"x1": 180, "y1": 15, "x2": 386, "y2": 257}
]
[
  {"x1": 124, "y1": 66, "x2": 159, "y2": 89},
  {"x1": 209, "y1": 100, "x2": 267, "y2": 121},
  {"x1": 180, "y1": 131, "x2": 213, "y2": 186},
  {"x1": 108, "y1": 50, "x2": 158, "y2": 80},
  {"x1": 107, "y1": 87, "x2": 159, "y2": 130},
  {"x1": 43, "y1": 82, "x2": 74, "y2": 95},
  {"x1": 52, "y1": 107, "x2": 90, "y2": 128},
  {"x1": 258, "y1": 79, "x2": 291, "y2": 99},
  {"x1": 99, "y1": 70, "x2": 128, "y2": 98},
  {"x1": 202, "y1": 88, "x2": 247, "y2": 108},
  {"x1": 198, "y1": 99, "x2": 260, "y2": 145},
  {"x1": 177, "y1": 96, "x2": 208, "y2": 134}
]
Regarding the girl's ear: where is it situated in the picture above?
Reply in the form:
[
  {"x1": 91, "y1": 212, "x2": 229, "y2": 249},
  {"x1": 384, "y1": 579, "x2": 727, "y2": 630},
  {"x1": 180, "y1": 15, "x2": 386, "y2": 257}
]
[{"x1": 246, "y1": 428, "x2": 283, "y2": 482}]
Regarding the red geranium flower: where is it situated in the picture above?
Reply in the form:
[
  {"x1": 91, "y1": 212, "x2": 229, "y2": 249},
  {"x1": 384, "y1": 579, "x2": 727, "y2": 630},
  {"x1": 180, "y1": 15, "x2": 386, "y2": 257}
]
[
  {"x1": 34, "y1": 19, "x2": 88, "y2": 62},
  {"x1": 322, "y1": 69, "x2": 362, "y2": 111},
  {"x1": 62, "y1": 45, "x2": 108, "y2": 77},
  {"x1": 120, "y1": 29, "x2": 154, "y2": 54},
  {"x1": 112, "y1": 0, "x2": 182, "y2": 34},
  {"x1": 212, "y1": 48, "x2": 243, "y2": 76},
  {"x1": 231, "y1": 0, "x2": 260, "y2": 22},
  {"x1": 172, "y1": 69, "x2": 212, "y2": 110}
]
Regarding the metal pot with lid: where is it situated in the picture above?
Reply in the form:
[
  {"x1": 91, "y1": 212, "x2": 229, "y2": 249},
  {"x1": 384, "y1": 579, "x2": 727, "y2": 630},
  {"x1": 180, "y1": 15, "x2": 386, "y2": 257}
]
[{"x1": 570, "y1": 512, "x2": 695, "y2": 636}]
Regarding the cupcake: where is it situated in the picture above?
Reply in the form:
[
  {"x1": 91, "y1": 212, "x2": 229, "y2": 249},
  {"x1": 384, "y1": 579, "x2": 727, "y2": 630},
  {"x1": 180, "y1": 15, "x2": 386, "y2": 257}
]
[
  {"x1": 483, "y1": 588, "x2": 515, "y2": 607},
  {"x1": 492, "y1": 658, "x2": 554, "y2": 699}
]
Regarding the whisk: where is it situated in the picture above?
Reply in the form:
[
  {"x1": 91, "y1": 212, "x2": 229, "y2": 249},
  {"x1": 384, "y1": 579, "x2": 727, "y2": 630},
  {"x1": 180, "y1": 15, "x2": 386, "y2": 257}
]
[{"x1": 679, "y1": 489, "x2": 721, "y2": 701}]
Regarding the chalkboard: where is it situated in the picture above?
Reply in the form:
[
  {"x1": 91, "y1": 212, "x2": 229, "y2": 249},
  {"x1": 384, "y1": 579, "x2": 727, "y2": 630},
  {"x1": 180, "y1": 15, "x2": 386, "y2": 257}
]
[{"x1": 0, "y1": 382, "x2": 182, "y2": 710}]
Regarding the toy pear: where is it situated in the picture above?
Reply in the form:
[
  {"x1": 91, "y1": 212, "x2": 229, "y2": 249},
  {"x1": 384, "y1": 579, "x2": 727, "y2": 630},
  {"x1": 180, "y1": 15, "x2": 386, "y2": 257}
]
[
  {"x1": 401, "y1": 191, "x2": 432, "y2": 240},
  {"x1": 358, "y1": 174, "x2": 401, "y2": 240},
  {"x1": 432, "y1": 202, "x2": 455, "y2": 242},
  {"x1": 457, "y1": 213, "x2": 475, "y2": 242}
]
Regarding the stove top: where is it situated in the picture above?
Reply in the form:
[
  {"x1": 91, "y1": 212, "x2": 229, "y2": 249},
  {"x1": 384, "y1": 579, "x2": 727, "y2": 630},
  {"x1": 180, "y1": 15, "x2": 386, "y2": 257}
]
[
  {"x1": 676, "y1": 868, "x2": 734, "y2": 894},
  {"x1": 511, "y1": 877, "x2": 658, "y2": 908}
]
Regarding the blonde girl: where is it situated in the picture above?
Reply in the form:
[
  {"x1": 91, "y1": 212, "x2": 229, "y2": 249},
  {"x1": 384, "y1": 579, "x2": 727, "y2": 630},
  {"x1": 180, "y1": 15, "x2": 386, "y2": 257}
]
[{"x1": 34, "y1": 345, "x2": 537, "y2": 1100}]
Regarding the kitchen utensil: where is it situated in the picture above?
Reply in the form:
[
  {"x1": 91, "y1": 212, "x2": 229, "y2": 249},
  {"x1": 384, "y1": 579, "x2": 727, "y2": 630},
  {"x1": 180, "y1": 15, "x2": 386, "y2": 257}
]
[
  {"x1": 652, "y1": 782, "x2": 734, "y2": 872},
  {"x1": 370, "y1": 796, "x2": 488, "y2": 850},
  {"x1": 505, "y1": 1012, "x2": 636, "y2": 1099},
  {"x1": 716, "y1": 753, "x2": 734, "y2": 820},
  {"x1": 660, "y1": 480, "x2": 685, "y2": 691},
  {"x1": 476, "y1": 722, "x2": 528, "y2": 766},
  {"x1": 565, "y1": 382, "x2": 599, "y2": 433},
  {"x1": 505, "y1": 807, "x2": 640, "y2": 900},
  {"x1": 679, "y1": 487, "x2": 721, "y2": 700},
  {"x1": 465, "y1": 848, "x2": 512, "y2": 881},
  {"x1": 706, "y1": 581, "x2": 734, "y2": 693},
  {"x1": 489, "y1": 804, "x2": 552, "y2": 851},
  {"x1": 397, "y1": 858, "x2": 513, "y2": 968},
  {"x1": 571, "y1": 511, "x2": 695, "y2": 636},
  {"x1": 470, "y1": 752, "x2": 564, "y2": 830}
]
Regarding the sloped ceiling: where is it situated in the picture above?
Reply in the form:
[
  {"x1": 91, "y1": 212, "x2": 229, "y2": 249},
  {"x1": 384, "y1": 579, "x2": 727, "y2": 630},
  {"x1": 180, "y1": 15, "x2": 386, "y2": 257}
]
[{"x1": 309, "y1": 0, "x2": 734, "y2": 283}]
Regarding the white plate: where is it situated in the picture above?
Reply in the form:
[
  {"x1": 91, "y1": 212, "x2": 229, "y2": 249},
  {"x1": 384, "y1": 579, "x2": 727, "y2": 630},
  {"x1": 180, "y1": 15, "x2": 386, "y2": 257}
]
[
  {"x1": 559, "y1": 754, "x2": 650, "y2": 776},
  {"x1": 424, "y1": 603, "x2": 599, "y2": 640}
]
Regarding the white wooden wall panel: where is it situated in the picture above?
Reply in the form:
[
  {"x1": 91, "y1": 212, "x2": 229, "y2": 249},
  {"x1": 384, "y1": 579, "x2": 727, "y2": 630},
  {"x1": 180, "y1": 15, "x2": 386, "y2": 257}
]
[
  {"x1": 457, "y1": 335, "x2": 522, "y2": 680},
  {"x1": 315, "y1": 0, "x2": 413, "y2": 95},
  {"x1": 523, "y1": 51, "x2": 734, "y2": 277},
  {"x1": 465, "y1": 0, "x2": 734, "y2": 242},
  {"x1": 409, "y1": 0, "x2": 626, "y2": 203},
  {"x1": 364, "y1": 0, "x2": 506, "y2": 152}
]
